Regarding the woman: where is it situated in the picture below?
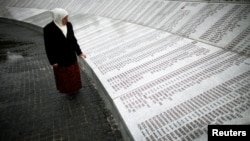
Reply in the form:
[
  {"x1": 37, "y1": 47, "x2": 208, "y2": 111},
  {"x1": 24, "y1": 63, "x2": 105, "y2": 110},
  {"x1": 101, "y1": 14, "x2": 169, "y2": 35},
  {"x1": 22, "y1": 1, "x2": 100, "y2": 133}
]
[{"x1": 43, "y1": 8, "x2": 86, "y2": 99}]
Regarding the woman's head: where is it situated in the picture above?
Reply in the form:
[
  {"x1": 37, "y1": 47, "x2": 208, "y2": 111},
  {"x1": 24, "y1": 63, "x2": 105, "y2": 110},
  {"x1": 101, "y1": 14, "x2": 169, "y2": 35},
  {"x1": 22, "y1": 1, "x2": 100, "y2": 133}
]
[{"x1": 51, "y1": 8, "x2": 68, "y2": 26}]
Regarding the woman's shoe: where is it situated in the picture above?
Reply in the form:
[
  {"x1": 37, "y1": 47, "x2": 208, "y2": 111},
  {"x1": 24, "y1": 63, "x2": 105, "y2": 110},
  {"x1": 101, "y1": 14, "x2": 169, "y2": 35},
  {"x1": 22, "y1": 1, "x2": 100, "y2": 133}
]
[{"x1": 67, "y1": 94, "x2": 75, "y2": 100}]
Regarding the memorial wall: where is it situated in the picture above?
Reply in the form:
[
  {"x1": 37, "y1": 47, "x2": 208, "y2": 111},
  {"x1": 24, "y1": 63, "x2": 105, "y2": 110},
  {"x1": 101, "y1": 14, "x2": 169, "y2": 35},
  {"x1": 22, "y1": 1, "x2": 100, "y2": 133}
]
[{"x1": 0, "y1": 0, "x2": 249, "y2": 141}]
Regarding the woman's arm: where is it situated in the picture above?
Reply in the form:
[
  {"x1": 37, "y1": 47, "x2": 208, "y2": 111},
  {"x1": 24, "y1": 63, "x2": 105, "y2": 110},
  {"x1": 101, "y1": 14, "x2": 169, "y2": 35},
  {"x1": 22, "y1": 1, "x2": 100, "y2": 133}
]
[{"x1": 43, "y1": 25, "x2": 58, "y2": 65}]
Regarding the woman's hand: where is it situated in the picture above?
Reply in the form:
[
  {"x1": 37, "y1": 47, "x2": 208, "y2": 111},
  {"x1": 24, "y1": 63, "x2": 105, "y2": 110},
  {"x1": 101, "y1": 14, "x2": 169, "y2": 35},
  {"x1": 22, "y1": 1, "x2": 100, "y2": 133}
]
[
  {"x1": 52, "y1": 63, "x2": 58, "y2": 68},
  {"x1": 79, "y1": 53, "x2": 87, "y2": 59}
]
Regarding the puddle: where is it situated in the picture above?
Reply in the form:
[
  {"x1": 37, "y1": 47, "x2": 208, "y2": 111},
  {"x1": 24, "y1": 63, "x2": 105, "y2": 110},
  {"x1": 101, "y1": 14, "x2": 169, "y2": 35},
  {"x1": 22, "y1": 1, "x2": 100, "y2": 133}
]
[
  {"x1": 0, "y1": 40, "x2": 33, "y2": 63},
  {"x1": 0, "y1": 51, "x2": 24, "y2": 63},
  {"x1": 7, "y1": 51, "x2": 24, "y2": 62}
]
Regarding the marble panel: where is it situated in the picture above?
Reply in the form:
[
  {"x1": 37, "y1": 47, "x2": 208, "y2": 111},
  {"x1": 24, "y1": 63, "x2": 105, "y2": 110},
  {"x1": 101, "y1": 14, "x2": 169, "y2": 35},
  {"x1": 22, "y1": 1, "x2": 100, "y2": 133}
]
[{"x1": 2, "y1": 7, "x2": 46, "y2": 21}]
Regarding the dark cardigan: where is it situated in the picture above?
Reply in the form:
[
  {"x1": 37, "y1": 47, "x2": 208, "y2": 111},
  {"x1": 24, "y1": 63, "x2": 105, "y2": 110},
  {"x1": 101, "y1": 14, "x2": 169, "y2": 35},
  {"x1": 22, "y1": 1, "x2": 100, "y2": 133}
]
[{"x1": 43, "y1": 22, "x2": 82, "y2": 67}]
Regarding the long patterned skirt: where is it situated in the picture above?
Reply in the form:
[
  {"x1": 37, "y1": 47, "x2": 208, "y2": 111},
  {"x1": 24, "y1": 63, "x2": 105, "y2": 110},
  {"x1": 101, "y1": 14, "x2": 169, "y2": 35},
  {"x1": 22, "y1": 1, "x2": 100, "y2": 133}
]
[{"x1": 53, "y1": 61, "x2": 82, "y2": 94}]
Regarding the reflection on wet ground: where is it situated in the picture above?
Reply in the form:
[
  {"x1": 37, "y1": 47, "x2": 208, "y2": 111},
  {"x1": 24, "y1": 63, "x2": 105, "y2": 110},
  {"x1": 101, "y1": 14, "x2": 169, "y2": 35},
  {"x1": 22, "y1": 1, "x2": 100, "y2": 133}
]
[
  {"x1": 0, "y1": 39, "x2": 33, "y2": 62},
  {"x1": 0, "y1": 22, "x2": 40, "y2": 64}
]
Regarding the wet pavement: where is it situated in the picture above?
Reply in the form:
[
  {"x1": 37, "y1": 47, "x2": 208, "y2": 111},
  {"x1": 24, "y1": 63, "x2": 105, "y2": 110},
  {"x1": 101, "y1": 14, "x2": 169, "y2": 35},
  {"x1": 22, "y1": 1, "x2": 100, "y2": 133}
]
[{"x1": 0, "y1": 22, "x2": 123, "y2": 141}]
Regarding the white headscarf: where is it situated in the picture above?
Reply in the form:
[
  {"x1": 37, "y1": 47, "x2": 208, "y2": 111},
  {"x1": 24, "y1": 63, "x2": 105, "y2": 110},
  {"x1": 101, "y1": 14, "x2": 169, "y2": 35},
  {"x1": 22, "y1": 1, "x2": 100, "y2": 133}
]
[{"x1": 51, "y1": 8, "x2": 68, "y2": 37}]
